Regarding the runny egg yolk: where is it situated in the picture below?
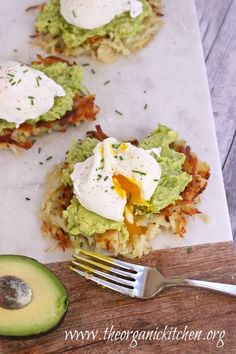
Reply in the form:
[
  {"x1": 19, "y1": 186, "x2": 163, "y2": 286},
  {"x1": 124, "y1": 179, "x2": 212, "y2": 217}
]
[
  {"x1": 113, "y1": 174, "x2": 144, "y2": 205},
  {"x1": 124, "y1": 219, "x2": 147, "y2": 236},
  {"x1": 119, "y1": 143, "x2": 128, "y2": 153},
  {"x1": 112, "y1": 174, "x2": 148, "y2": 235}
]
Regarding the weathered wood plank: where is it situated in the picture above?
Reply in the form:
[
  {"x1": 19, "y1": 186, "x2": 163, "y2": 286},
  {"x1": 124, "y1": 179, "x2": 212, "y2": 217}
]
[
  {"x1": 223, "y1": 132, "x2": 236, "y2": 239},
  {"x1": 195, "y1": 0, "x2": 236, "y2": 237},
  {"x1": 196, "y1": 0, "x2": 233, "y2": 59},
  {"x1": 0, "y1": 242, "x2": 235, "y2": 354},
  {"x1": 196, "y1": 0, "x2": 236, "y2": 164}
]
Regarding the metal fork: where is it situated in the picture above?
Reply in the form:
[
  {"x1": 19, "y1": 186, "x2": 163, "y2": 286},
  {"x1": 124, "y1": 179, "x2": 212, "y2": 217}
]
[{"x1": 70, "y1": 249, "x2": 236, "y2": 299}]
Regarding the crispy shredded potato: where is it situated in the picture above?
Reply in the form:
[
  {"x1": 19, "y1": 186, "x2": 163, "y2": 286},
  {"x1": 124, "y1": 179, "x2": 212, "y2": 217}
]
[
  {"x1": 34, "y1": 0, "x2": 163, "y2": 63},
  {"x1": 0, "y1": 95, "x2": 98, "y2": 151},
  {"x1": 0, "y1": 56, "x2": 99, "y2": 152},
  {"x1": 39, "y1": 127, "x2": 210, "y2": 258}
]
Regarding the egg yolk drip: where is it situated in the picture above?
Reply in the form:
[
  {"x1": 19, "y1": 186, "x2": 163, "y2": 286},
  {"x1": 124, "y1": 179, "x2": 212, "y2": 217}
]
[{"x1": 112, "y1": 174, "x2": 147, "y2": 235}]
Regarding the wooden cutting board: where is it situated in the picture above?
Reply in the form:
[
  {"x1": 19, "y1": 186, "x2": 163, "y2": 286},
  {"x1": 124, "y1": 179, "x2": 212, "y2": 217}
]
[{"x1": 1, "y1": 242, "x2": 236, "y2": 354}]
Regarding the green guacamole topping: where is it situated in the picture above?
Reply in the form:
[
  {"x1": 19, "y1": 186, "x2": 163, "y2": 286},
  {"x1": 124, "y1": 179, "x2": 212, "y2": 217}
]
[
  {"x1": 62, "y1": 124, "x2": 192, "y2": 238},
  {"x1": 139, "y1": 125, "x2": 192, "y2": 212},
  {"x1": 0, "y1": 62, "x2": 84, "y2": 134},
  {"x1": 65, "y1": 197, "x2": 128, "y2": 238},
  {"x1": 36, "y1": 0, "x2": 154, "y2": 49}
]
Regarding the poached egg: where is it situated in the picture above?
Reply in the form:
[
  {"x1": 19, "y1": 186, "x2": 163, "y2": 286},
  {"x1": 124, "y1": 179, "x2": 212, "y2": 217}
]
[
  {"x1": 0, "y1": 61, "x2": 65, "y2": 127},
  {"x1": 60, "y1": 0, "x2": 143, "y2": 30},
  {"x1": 71, "y1": 138, "x2": 161, "y2": 224}
]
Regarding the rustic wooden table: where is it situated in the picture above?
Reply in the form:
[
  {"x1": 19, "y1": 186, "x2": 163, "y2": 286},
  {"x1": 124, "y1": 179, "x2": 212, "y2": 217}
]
[
  {"x1": 1, "y1": 242, "x2": 235, "y2": 354},
  {"x1": 196, "y1": 0, "x2": 236, "y2": 239}
]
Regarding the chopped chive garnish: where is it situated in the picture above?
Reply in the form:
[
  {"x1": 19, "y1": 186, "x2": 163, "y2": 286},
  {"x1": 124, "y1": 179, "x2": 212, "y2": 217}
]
[
  {"x1": 39, "y1": 161, "x2": 43, "y2": 165},
  {"x1": 72, "y1": 10, "x2": 76, "y2": 18},
  {"x1": 153, "y1": 179, "x2": 159, "y2": 182},
  {"x1": 16, "y1": 107, "x2": 21, "y2": 111},
  {"x1": 144, "y1": 104, "x2": 148, "y2": 110},
  {"x1": 28, "y1": 96, "x2": 35, "y2": 106},
  {"x1": 23, "y1": 70, "x2": 28, "y2": 74},
  {"x1": 104, "y1": 176, "x2": 108, "y2": 181},
  {"x1": 46, "y1": 156, "x2": 52, "y2": 161},
  {"x1": 38, "y1": 147, "x2": 41, "y2": 154},
  {"x1": 25, "y1": 197, "x2": 31, "y2": 201},
  {"x1": 17, "y1": 79, "x2": 22, "y2": 84},
  {"x1": 132, "y1": 170, "x2": 147, "y2": 176},
  {"x1": 82, "y1": 63, "x2": 90, "y2": 67},
  {"x1": 111, "y1": 186, "x2": 115, "y2": 190},
  {"x1": 9, "y1": 78, "x2": 13, "y2": 83},
  {"x1": 187, "y1": 247, "x2": 193, "y2": 254},
  {"x1": 104, "y1": 80, "x2": 111, "y2": 85},
  {"x1": 91, "y1": 68, "x2": 96, "y2": 74},
  {"x1": 7, "y1": 73, "x2": 14, "y2": 77},
  {"x1": 112, "y1": 143, "x2": 120, "y2": 149},
  {"x1": 114, "y1": 110, "x2": 123, "y2": 116},
  {"x1": 11, "y1": 82, "x2": 16, "y2": 86},
  {"x1": 119, "y1": 156, "x2": 124, "y2": 161},
  {"x1": 36, "y1": 76, "x2": 41, "y2": 87},
  {"x1": 78, "y1": 88, "x2": 86, "y2": 97}
]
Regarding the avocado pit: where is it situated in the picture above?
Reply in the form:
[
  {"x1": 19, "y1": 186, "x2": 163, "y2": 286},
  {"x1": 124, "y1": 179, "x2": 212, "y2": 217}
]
[
  {"x1": 0, "y1": 275, "x2": 32, "y2": 310},
  {"x1": 0, "y1": 255, "x2": 68, "y2": 337}
]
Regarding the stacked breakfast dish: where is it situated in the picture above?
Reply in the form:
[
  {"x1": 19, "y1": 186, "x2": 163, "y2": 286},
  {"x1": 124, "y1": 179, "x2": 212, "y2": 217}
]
[
  {"x1": 0, "y1": 2, "x2": 211, "y2": 261},
  {"x1": 0, "y1": 56, "x2": 99, "y2": 151},
  {"x1": 40, "y1": 124, "x2": 210, "y2": 258},
  {"x1": 34, "y1": 0, "x2": 163, "y2": 62}
]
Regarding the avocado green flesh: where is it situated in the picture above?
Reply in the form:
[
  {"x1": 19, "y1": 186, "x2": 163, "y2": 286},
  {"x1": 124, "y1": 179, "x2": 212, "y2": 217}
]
[
  {"x1": 36, "y1": 0, "x2": 154, "y2": 49},
  {"x1": 0, "y1": 255, "x2": 68, "y2": 337},
  {"x1": 0, "y1": 62, "x2": 84, "y2": 134},
  {"x1": 62, "y1": 124, "x2": 192, "y2": 239}
]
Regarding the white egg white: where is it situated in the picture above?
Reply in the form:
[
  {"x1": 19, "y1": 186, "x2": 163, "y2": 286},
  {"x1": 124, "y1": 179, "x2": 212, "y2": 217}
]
[
  {"x1": 0, "y1": 61, "x2": 65, "y2": 127},
  {"x1": 71, "y1": 138, "x2": 161, "y2": 222},
  {"x1": 60, "y1": 0, "x2": 143, "y2": 30}
]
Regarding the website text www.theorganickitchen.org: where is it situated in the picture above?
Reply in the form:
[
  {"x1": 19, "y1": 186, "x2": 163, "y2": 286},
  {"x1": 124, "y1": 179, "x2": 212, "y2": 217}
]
[{"x1": 64, "y1": 325, "x2": 225, "y2": 349}]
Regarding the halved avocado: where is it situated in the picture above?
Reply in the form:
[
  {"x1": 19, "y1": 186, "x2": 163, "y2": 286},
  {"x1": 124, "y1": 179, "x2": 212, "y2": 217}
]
[{"x1": 0, "y1": 255, "x2": 68, "y2": 337}]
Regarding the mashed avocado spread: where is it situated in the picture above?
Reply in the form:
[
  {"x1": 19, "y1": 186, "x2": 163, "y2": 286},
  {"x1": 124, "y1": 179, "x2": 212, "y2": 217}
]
[
  {"x1": 36, "y1": 0, "x2": 154, "y2": 49},
  {"x1": 62, "y1": 125, "x2": 192, "y2": 238},
  {"x1": 0, "y1": 62, "x2": 84, "y2": 134}
]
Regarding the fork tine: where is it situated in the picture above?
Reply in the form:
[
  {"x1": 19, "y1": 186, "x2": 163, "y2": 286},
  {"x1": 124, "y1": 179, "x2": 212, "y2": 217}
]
[
  {"x1": 72, "y1": 254, "x2": 136, "y2": 279},
  {"x1": 71, "y1": 260, "x2": 135, "y2": 287},
  {"x1": 70, "y1": 265, "x2": 136, "y2": 297},
  {"x1": 75, "y1": 249, "x2": 142, "y2": 272}
]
